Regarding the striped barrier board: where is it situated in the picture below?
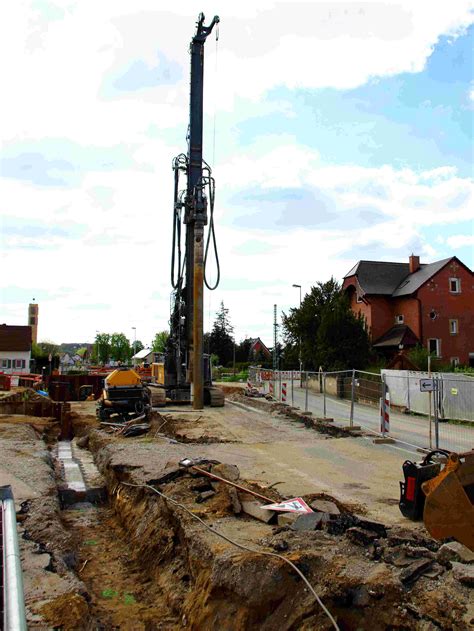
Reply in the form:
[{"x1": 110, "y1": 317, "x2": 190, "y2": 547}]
[
  {"x1": 380, "y1": 393, "x2": 390, "y2": 434},
  {"x1": 282, "y1": 382, "x2": 287, "y2": 402}
]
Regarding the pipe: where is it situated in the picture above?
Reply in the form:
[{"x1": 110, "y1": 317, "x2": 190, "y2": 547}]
[
  {"x1": 191, "y1": 466, "x2": 274, "y2": 503},
  {"x1": 1, "y1": 486, "x2": 27, "y2": 631}
]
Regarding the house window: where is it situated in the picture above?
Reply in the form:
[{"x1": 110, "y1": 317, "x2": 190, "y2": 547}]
[
  {"x1": 449, "y1": 278, "x2": 461, "y2": 293},
  {"x1": 395, "y1": 314, "x2": 404, "y2": 324},
  {"x1": 428, "y1": 338, "x2": 441, "y2": 357},
  {"x1": 450, "y1": 357, "x2": 459, "y2": 367},
  {"x1": 449, "y1": 319, "x2": 459, "y2": 335},
  {"x1": 356, "y1": 294, "x2": 363, "y2": 303},
  {"x1": 1, "y1": 359, "x2": 8, "y2": 368}
]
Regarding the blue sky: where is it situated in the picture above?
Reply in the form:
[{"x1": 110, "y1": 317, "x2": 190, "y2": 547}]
[{"x1": 0, "y1": 1, "x2": 472, "y2": 345}]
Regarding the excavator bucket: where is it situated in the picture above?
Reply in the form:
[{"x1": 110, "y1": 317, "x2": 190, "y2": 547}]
[{"x1": 422, "y1": 451, "x2": 474, "y2": 552}]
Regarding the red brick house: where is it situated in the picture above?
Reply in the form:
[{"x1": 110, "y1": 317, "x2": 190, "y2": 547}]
[
  {"x1": 249, "y1": 337, "x2": 272, "y2": 360},
  {"x1": 342, "y1": 255, "x2": 474, "y2": 367}
]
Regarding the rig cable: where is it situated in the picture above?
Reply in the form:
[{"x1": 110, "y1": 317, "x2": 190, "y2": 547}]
[{"x1": 120, "y1": 481, "x2": 340, "y2": 630}]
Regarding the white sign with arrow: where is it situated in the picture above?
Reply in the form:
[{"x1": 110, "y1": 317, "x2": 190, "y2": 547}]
[
  {"x1": 261, "y1": 497, "x2": 313, "y2": 513},
  {"x1": 420, "y1": 378, "x2": 435, "y2": 392}
]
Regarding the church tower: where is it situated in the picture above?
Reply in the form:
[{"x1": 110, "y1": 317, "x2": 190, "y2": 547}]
[{"x1": 28, "y1": 301, "x2": 39, "y2": 344}]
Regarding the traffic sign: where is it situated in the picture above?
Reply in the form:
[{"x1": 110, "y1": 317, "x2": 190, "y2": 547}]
[
  {"x1": 262, "y1": 497, "x2": 313, "y2": 513},
  {"x1": 420, "y1": 378, "x2": 435, "y2": 392}
]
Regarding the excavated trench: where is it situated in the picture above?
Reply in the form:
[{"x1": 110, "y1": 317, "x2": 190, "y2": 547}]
[{"x1": 17, "y1": 408, "x2": 474, "y2": 630}]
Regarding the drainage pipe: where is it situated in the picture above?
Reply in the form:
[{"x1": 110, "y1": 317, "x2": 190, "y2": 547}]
[{"x1": 1, "y1": 486, "x2": 27, "y2": 631}]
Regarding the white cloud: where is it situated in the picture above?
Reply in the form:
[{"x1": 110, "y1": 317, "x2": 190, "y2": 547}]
[
  {"x1": 446, "y1": 234, "x2": 474, "y2": 249},
  {"x1": 1, "y1": 1, "x2": 473, "y2": 345}
]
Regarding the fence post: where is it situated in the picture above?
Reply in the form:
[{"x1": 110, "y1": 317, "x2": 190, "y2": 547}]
[
  {"x1": 304, "y1": 371, "x2": 309, "y2": 413},
  {"x1": 291, "y1": 371, "x2": 294, "y2": 406},
  {"x1": 380, "y1": 373, "x2": 387, "y2": 437},
  {"x1": 349, "y1": 368, "x2": 355, "y2": 428},
  {"x1": 407, "y1": 372, "x2": 410, "y2": 412},
  {"x1": 434, "y1": 378, "x2": 440, "y2": 449},
  {"x1": 323, "y1": 373, "x2": 327, "y2": 419}
]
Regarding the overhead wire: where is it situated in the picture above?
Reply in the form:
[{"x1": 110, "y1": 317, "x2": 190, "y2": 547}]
[{"x1": 119, "y1": 480, "x2": 340, "y2": 631}]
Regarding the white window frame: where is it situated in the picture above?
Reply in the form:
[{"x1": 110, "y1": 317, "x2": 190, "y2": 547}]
[
  {"x1": 449, "y1": 277, "x2": 461, "y2": 294},
  {"x1": 450, "y1": 357, "x2": 459, "y2": 367},
  {"x1": 428, "y1": 338, "x2": 441, "y2": 358},
  {"x1": 449, "y1": 319, "x2": 458, "y2": 335},
  {"x1": 356, "y1": 294, "x2": 363, "y2": 303},
  {"x1": 395, "y1": 314, "x2": 404, "y2": 324}
]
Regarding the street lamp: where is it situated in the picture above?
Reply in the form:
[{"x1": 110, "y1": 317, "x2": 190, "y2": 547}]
[
  {"x1": 292, "y1": 284, "x2": 303, "y2": 379},
  {"x1": 132, "y1": 327, "x2": 137, "y2": 365},
  {"x1": 95, "y1": 330, "x2": 100, "y2": 364}
]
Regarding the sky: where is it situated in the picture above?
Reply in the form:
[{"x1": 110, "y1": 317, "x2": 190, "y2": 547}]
[{"x1": 1, "y1": 0, "x2": 473, "y2": 347}]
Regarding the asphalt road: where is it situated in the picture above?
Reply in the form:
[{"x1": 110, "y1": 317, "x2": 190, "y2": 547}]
[{"x1": 288, "y1": 385, "x2": 474, "y2": 453}]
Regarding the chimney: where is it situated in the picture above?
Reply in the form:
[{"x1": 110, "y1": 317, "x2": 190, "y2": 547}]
[{"x1": 409, "y1": 254, "x2": 420, "y2": 274}]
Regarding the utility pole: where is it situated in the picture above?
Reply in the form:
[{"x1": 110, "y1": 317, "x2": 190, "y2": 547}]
[
  {"x1": 132, "y1": 327, "x2": 137, "y2": 364},
  {"x1": 273, "y1": 304, "x2": 278, "y2": 371}
]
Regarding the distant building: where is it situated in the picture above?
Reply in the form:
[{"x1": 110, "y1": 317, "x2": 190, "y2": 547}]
[
  {"x1": 343, "y1": 255, "x2": 474, "y2": 367},
  {"x1": 131, "y1": 348, "x2": 154, "y2": 366},
  {"x1": 0, "y1": 324, "x2": 32, "y2": 374},
  {"x1": 248, "y1": 337, "x2": 272, "y2": 360},
  {"x1": 28, "y1": 302, "x2": 39, "y2": 344}
]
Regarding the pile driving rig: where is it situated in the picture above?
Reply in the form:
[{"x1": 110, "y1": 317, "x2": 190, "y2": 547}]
[{"x1": 159, "y1": 13, "x2": 224, "y2": 409}]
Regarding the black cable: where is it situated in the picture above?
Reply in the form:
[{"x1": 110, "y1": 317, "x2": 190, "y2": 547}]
[{"x1": 204, "y1": 174, "x2": 220, "y2": 290}]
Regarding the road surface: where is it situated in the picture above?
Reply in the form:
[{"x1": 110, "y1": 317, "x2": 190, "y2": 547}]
[{"x1": 287, "y1": 385, "x2": 474, "y2": 453}]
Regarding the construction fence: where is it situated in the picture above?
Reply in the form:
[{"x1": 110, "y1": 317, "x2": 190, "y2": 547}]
[{"x1": 248, "y1": 367, "x2": 474, "y2": 454}]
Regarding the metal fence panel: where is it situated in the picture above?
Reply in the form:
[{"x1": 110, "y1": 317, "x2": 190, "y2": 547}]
[{"x1": 382, "y1": 369, "x2": 474, "y2": 422}]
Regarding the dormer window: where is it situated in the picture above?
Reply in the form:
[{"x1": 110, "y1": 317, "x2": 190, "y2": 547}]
[
  {"x1": 395, "y1": 314, "x2": 404, "y2": 324},
  {"x1": 449, "y1": 278, "x2": 461, "y2": 293}
]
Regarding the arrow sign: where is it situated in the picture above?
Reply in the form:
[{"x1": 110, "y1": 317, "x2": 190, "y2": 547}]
[
  {"x1": 261, "y1": 497, "x2": 313, "y2": 513},
  {"x1": 420, "y1": 378, "x2": 434, "y2": 392}
]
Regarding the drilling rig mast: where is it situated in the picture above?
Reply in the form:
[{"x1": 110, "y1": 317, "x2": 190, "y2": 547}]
[{"x1": 164, "y1": 13, "x2": 223, "y2": 409}]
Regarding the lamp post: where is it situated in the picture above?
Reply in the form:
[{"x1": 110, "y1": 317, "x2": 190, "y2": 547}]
[
  {"x1": 95, "y1": 330, "x2": 100, "y2": 365},
  {"x1": 132, "y1": 327, "x2": 137, "y2": 365},
  {"x1": 292, "y1": 284, "x2": 303, "y2": 382}
]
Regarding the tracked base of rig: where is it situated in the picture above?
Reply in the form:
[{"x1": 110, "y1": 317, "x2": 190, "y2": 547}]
[
  {"x1": 149, "y1": 384, "x2": 225, "y2": 407},
  {"x1": 207, "y1": 386, "x2": 225, "y2": 407}
]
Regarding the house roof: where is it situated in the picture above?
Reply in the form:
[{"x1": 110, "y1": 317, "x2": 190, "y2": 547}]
[
  {"x1": 344, "y1": 261, "x2": 410, "y2": 294},
  {"x1": 132, "y1": 348, "x2": 153, "y2": 360},
  {"x1": 0, "y1": 324, "x2": 32, "y2": 352},
  {"x1": 344, "y1": 257, "x2": 453, "y2": 296},
  {"x1": 373, "y1": 325, "x2": 419, "y2": 348},
  {"x1": 391, "y1": 258, "x2": 451, "y2": 296}
]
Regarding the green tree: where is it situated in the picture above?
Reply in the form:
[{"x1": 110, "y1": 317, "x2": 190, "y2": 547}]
[
  {"x1": 282, "y1": 278, "x2": 341, "y2": 370},
  {"x1": 31, "y1": 340, "x2": 60, "y2": 373},
  {"x1": 152, "y1": 331, "x2": 169, "y2": 353},
  {"x1": 209, "y1": 301, "x2": 234, "y2": 366},
  {"x1": 315, "y1": 295, "x2": 370, "y2": 370},
  {"x1": 110, "y1": 333, "x2": 132, "y2": 363},
  {"x1": 93, "y1": 333, "x2": 111, "y2": 364},
  {"x1": 235, "y1": 338, "x2": 252, "y2": 363},
  {"x1": 132, "y1": 340, "x2": 145, "y2": 355},
  {"x1": 407, "y1": 345, "x2": 436, "y2": 371}
]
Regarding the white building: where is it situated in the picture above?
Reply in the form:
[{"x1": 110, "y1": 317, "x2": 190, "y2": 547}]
[
  {"x1": 131, "y1": 348, "x2": 154, "y2": 366},
  {"x1": 0, "y1": 324, "x2": 32, "y2": 374}
]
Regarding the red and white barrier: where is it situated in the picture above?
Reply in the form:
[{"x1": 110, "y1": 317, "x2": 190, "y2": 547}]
[
  {"x1": 380, "y1": 392, "x2": 390, "y2": 434},
  {"x1": 281, "y1": 382, "x2": 287, "y2": 402},
  {"x1": 269, "y1": 381, "x2": 274, "y2": 396}
]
